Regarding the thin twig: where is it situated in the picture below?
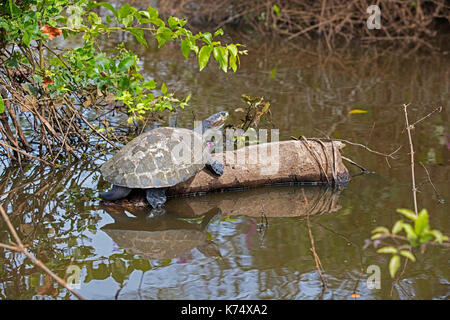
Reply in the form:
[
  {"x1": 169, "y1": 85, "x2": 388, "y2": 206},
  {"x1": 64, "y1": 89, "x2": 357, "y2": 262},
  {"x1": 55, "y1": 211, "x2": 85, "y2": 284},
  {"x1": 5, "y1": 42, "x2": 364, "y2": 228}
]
[
  {"x1": 409, "y1": 106, "x2": 442, "y2": 130},
  {"x1": 293, "y1": 135, "x2": 401, "y2": 160},
  {"x1": 419, "y1": 162, "x2": 444, "y2": 204},
  {"x1": 299, "y1": 136, "x2": 330, "y2": 183},
  {"x1": 0, "y1": 140, "x2": 54, "y2": 167},
  {"x1": 403, "y1": 103, "x2": 418, "y2": 215},
  {"x1": 306, "y1": 212, "x2": 327, "y2": 289},
  {"x1": 342, "y1": 156, "x2": 369, "y2": 173}
]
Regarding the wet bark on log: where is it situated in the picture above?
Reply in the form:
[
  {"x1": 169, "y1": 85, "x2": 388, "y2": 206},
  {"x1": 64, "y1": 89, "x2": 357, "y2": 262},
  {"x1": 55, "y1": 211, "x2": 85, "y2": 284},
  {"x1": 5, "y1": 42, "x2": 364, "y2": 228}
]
[{"x1": 166, "y1": 139, "x2": 350, "y2": 196}]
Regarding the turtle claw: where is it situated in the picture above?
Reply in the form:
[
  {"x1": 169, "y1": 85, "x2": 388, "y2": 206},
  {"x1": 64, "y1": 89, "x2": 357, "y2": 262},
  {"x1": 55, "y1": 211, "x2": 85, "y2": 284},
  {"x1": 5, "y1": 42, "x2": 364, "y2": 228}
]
[
  {"x1": 99, "y1": 185, "x2": 131, "y2": 201},
  {"x1": 207, "y1": 160, "x2": 224, "y2": 176},
  {"x1": 147, "y1": 208, "x2": 166, "y2": 218},
  {"x1": 145, "y1": 188, "x2": 167, "y2": 208}
]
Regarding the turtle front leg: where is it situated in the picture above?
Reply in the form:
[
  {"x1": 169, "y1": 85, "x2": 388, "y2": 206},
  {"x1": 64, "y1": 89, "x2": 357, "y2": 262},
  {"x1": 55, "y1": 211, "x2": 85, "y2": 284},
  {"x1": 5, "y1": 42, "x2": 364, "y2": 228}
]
[
  {"x1": 206, "y1": 159, "x2": 224, "y2": 176},
  {"x1": 145, "y1": 188, "x2": 167, "y2": 208},
  {"x1": 99, "y1": 185, "x2": 131, "y2": 201}
]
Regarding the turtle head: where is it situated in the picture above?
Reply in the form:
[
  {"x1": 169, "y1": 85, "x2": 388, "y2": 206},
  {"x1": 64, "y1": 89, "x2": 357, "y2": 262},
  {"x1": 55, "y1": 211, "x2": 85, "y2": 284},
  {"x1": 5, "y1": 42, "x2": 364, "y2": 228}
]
[{"x1": 201, "y1": 111, "x2": 228, "y2": 134}]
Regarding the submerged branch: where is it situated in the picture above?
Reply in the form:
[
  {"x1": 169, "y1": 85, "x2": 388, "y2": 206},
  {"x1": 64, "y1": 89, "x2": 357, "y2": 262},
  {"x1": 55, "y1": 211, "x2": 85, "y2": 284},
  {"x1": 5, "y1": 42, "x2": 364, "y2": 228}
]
[{"x1": 0, "y1": 204, "x2": 84, "y2": 300}]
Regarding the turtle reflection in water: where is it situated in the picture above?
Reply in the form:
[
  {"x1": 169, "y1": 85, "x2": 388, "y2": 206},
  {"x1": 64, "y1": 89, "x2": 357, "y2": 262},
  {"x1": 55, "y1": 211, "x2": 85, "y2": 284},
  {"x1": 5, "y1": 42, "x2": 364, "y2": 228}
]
[
  {"x1": 99, "y1": 111, "x2": 228, "y2": 211},
  {"x1": 101, "y1": 205, "x2": 222, "y2": 261}
]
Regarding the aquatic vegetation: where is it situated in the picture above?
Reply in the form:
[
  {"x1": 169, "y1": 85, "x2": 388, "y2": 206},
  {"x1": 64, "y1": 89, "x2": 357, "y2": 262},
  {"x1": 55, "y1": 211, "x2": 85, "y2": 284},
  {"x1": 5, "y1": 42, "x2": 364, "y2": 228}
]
[{"x1": 371, "y1": 208, "x2": 448, "y2": 278}]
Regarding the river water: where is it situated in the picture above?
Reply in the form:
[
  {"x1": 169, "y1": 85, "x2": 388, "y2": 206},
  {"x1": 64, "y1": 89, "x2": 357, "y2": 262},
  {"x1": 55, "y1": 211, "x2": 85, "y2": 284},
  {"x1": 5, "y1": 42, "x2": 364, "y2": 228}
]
[{"x1": 0, "y1": 28, "x2": 449, "y2": 299}]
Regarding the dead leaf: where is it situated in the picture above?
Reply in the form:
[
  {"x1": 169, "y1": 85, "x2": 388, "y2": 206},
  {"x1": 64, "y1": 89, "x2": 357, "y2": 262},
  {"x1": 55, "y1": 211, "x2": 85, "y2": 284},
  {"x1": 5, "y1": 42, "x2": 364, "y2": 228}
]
[
  {"x1": 104, "y1": 92, "x2": 115, "y2": 104},
  {"x1": 37, "y1": 275, "x2": 59, "y2": 296},
  {"x1": 19, "y1": 223, "x2": 34, "y2": 236},
  {"x1": 40, "y1": 25, "x2": 62, "y2": 40},
  {"x1": 82, "y1": 97, "x2": 91, "y2": 108},
  {"x1": 349, "y1": 109, "x2": 368, "y2": 114},
  {"x1": 52, "y1": 98, "x2": 63, "y2": 108},
  {"x1": 21, "y1": 95, "x2": 37, "y2": 111},
  {"x1": 42, "y1": 77, "x2": 54, "y2": 90}
]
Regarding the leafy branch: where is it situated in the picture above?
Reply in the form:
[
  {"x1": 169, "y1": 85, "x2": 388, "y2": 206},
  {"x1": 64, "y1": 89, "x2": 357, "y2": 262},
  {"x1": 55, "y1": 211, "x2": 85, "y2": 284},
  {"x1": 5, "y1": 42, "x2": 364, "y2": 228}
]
[
  {"x1": 367, "y1": 105, "x2": 448, "y2": 278},
  {"x1": 0, "y1": 0, "x2": 247, "y2": 164}
]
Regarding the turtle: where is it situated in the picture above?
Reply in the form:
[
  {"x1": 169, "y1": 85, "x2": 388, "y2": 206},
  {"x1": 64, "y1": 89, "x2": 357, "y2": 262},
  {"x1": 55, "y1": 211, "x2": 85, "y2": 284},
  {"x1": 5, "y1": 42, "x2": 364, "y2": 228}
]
[
  {"x1": 99, "y1": 111, "x2": 228, "y2": 209},
  {"x1": 101, "y1": 207, "x2": 223, "y2": 261}
]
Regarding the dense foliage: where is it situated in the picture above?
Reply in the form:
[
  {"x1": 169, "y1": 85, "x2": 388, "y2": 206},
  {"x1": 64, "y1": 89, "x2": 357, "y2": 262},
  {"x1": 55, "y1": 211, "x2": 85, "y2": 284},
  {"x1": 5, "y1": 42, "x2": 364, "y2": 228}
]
[{"x1": 0, "y1": 0, "x2": 247, "y2": 163}]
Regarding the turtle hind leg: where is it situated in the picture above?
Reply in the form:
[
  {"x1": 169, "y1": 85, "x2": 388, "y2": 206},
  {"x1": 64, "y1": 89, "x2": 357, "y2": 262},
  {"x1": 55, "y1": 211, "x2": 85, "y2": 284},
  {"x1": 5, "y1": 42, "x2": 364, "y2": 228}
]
[
  {"x1": 99, "y1": 185, "x2": 131, "y2": 201},
  {"x1": 206, "y1": 160, "x2": 224, "y2": 176},
  {"x1": 145, "y1": 188, "x2": 167, "y2": 208}
]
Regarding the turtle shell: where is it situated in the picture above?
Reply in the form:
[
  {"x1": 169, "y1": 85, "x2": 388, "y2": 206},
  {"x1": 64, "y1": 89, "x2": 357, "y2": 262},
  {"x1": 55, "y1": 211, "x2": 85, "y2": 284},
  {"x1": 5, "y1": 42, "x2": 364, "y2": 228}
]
[
  {"x1": 103, "y1": 228, "x2": 208, "y2": 260},
  {"x1": 100, "y1": 127, "x2": 208, "y2": 188}
]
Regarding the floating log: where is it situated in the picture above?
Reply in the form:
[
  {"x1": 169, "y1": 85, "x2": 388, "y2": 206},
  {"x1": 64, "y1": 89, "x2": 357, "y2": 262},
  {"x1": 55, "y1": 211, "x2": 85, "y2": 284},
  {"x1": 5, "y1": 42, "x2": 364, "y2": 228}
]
[{"x1": 166, "y1": 139, "x2": 350, "y2": 196}]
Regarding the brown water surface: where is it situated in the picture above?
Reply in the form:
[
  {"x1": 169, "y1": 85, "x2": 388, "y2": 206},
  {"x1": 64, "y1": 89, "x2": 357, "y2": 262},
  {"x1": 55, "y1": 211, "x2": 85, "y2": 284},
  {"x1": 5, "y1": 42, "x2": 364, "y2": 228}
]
[{"x1": 0, "y1": 28, "x2": 449, "y2": 299}]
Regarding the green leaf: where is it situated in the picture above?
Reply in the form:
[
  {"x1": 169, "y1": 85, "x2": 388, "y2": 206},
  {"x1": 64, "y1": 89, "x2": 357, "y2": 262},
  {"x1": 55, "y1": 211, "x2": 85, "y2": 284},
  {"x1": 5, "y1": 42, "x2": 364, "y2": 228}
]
[
  {"x1": 427, "y1": 230, "x2": 448, "y2": 243},
  {"x1": 389, "y1": 255, "x2": 401, "y2": 278},
  {"x1": 414, "y1": 209, "x2": 429, "y2": 236},
  {"x1": 95, "y1": 2, "x2": 118, "y2": 17},
  {"x1": 371, "y1": 233, "x2": 383, "y2": 240},
  {"x1": 270, "y1": 65, "x2": 277, "y2": 79},
  {"x1": 213, "y1": 46, "x2": 229, "y2": 73},
  {"x1": 214, "y1": 29, "x2": 224, "y2": 37},
  {"x1": 402, "y1": 223, "x2": 418, "y2": 241},
  {"x1": 118, "y1": 4, "x2": 133, "y2": 19},
  {"x1": 181, "y1": 38, "x2": 192, "y2": 59},
  {"x1": 128, "y1": 29, "x2": 147, "y2": 47},
  {"x1": 168, "y1": 16, "x2": 185, "y2": 28},
  {"x1": 392, "y1": 221, "x2": 404, "y2": 234},
  {"x1": 377, "y1": 246, "x2": 398, "y2": 254},
  {"x1": 22, "y1": 30, "x2": 32, "y2": 47},
  {"x1": 111, "y1": 259, "x2": 128, "y2": 284},
  {"x1": 372, "y1": 226, "x2": 390, "y2": 234},
  {"x1": 147, "y1": 7, "x2": 159, "y2": 19},
  {"x1": 198, "y1": 46, "x2": 213, "y2": 71},
  {"x1": 143, "y1": 80, "x2": 156, "y2": 90},
  {"x1": 396, "y1": 208, "x2": 417, "y2": 221},
  {"x1": 399, "y1": 250, "x2": 416, "y2": 262},
  {"x1": 155, "y1": 27, "x2": 173, "y2": 47},
  {"x1": 119, "y1": 77, "x2": 130, "y2": 89},
  {"x1": 227, "y1": 44, "x2": 238, "y2": 57},
  {"x1": 229, "y1": 53, "x2": 237, "y2": 72},
  {"x1": 88, "y1": 12, "x2": 102, "y2": 25},
  {"x1": 273, "y1": 4, "x2": 280, "y2": 17},
  {"x1": 161, "y1": 83, "x2": 167, "y2": 95},
  {"x1": 202, "y1": 32, "x2": 212, "y2": 45},
  {"x1": 121, "y1": 15, "x2": 134, "y2": 27},
  {"x1": 0, "y1": 95, "x2": 4, "y2": 114},
  {"x1": 8, "y1": 1, "x2": 22, "y2": 16},
  {"x1": 134, "y1": 259, "x2": 152, "y2": 272},
  {"x1": 118, "y1": 56, "x2": 135, "y2": 72},
  {"x1": 419, "y1": 233, "x2": 434, "y2": 244}
]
